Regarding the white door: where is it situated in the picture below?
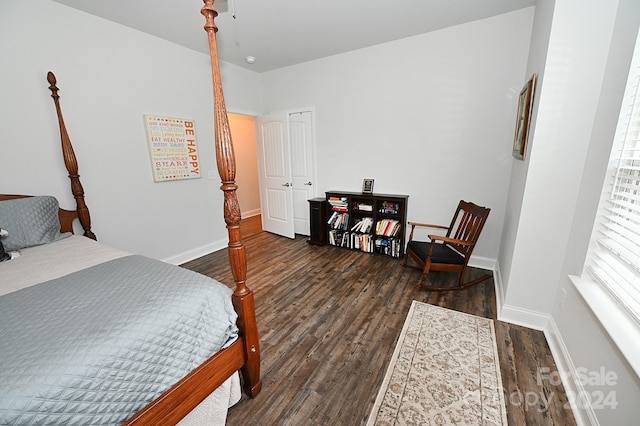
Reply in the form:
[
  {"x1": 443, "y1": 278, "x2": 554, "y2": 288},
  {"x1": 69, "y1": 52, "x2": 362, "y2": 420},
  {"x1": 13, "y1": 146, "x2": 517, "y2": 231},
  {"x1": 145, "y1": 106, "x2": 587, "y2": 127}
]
[
  {"x1": 256, "y1": 112, "x2": 295, "y2": 238},
  {"x1": 289, "y1": 111, "x2": 315, "y2": 236}
]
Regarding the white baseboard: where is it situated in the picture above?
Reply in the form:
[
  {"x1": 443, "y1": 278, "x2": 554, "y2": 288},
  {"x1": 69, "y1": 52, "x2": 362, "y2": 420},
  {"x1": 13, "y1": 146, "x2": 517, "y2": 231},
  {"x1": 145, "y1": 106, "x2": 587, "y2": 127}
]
[
  {"x1": 468, "y1": 254, "x2": 496, "y2": 271},
  {"x1": 492, "y1": 260, "x2": 505, "y2": 317},
  {"x1": 492, "y1": 261, "x2": 549, "y2": 330},
  {"x1": 544, "y1": 318, "x2": 599, "y2": 426},
  {"x1": 161, "y1": 238, "x2": 228, "y2": 265},
  {"x1": 242, "y1": 209, "x2": 261, "y2": 218},
  {"x1": 161, "y1": 210, "x2": 260, "y2": 265},
  {"x1": 498, "y1": 304, "x2": 549, "y2": 330},
  {"x1": 491, "y1": 263, "x2": 552, "y2": 330}
]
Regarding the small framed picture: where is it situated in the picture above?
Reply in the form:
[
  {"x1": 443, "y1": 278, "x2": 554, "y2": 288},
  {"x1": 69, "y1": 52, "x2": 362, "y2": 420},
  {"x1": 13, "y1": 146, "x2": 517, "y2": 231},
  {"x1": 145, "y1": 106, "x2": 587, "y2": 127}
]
[
  {"x1": 513, "y1": 73, "x2": 537, "y2": 160},
  {"x1": 362, "y1": 179, "x2": 374, "y2": 194}
]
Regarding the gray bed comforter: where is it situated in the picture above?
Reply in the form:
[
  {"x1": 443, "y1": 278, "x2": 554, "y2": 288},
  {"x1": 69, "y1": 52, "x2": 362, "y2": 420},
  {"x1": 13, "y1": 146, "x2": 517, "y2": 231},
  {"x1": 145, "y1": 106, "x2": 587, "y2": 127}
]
[{"x1": 0, "y1": 255, "x2": 238, "y2": 425}]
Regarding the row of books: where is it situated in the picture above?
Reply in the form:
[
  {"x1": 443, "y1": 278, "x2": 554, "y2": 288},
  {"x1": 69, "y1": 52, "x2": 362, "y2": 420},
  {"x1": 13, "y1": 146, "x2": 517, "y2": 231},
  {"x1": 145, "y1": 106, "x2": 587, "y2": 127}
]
[
  {"x1": 328, "y1": 230, "x2": 403, "y2": 257},
  {"x1": 328, "y1": 231, "x2": 375, "y2": 252},
  {"x1": 327, "y1": 212, "x2": 349, "y2": 230},
  {"x1": 376, "y1": 219, "x2": 401, "y2": 237},
  {"x1": 378, "y1": 201, "x2": 400, "y2": 215},
  {"x1": 375, "y1": 237, "x2": 403, "y2": 258},
  {"x1": 332, "y1": 215, "x2": 401, "y2": 236},
  {"x1": 351, "y1": 217, "x2": 374, "y2": 233},
  {"x1": 328, "y1": 196, "x2": 348, "y2": 212},
  {"x1": 353, "y1": 201, "x2": 373, "y2": 212}
]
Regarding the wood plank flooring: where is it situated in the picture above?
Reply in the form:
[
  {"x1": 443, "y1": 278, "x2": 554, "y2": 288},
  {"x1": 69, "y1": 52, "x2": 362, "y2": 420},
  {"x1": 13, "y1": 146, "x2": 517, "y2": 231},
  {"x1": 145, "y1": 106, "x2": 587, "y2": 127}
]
[{"x1": 181, "y1": 218, "x2": 576, "y2": 426}]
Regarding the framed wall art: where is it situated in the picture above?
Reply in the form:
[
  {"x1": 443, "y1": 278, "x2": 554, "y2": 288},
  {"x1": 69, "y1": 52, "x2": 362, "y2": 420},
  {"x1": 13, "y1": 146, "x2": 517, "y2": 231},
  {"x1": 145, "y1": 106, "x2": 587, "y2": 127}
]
[
  {"x1": 362, "y1": 178, "x2": 375, "y2": 194},
  {"x1": 144, "y1": 115, "x2": 201, "y2": 182},
  {"x1": 513, "y1": 73, "x2": 537, "y2": 160}
]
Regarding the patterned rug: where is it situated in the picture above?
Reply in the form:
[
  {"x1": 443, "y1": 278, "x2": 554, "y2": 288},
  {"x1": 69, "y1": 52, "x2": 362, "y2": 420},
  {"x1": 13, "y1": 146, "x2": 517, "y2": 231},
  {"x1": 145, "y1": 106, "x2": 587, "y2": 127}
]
[{"x1": 367, "y1": 301, "x2": 507, "y2": 425}]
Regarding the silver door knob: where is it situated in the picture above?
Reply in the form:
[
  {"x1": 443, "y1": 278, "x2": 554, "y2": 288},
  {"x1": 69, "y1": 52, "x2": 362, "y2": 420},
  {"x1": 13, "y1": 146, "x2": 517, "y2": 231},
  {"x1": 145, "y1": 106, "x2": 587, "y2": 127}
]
[
  {"x1": 282, "y1": 182, "x2": 291, "y2": 187},
  {"x1": 304, "y1": 181, "x2": 313, "y2": 186}
]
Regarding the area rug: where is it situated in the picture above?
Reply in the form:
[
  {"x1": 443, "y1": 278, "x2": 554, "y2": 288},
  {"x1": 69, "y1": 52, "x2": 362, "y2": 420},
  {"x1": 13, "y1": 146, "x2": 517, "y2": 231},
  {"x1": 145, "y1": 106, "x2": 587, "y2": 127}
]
[{"x1": 367, "y1": 301, "x2": 507, "y2": 425}]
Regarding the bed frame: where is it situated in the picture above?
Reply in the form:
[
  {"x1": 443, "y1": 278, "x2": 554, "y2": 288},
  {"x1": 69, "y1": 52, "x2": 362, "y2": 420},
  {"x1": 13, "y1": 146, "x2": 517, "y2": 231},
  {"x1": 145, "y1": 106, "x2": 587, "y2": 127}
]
[{"x1": 1, "y1": 1, "x2": 261, "y2": 424}]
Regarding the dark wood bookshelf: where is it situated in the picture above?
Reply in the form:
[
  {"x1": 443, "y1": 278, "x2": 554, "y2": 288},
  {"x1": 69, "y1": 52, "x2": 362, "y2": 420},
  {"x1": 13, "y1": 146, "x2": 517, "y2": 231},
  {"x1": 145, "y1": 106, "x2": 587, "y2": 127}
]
[{"x1": 325, "y1": 190, "x2": 408, "y2": 258}]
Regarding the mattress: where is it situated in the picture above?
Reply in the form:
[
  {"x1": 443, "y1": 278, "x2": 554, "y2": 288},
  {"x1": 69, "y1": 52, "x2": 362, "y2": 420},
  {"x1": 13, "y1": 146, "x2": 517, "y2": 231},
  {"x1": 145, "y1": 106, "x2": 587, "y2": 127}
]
[
  {"x1": 0, "y1": 236, "x2": 240, "y2": 425},
  {"x1": 0, "y1": 235, "x2": 130, "y2": 296}
]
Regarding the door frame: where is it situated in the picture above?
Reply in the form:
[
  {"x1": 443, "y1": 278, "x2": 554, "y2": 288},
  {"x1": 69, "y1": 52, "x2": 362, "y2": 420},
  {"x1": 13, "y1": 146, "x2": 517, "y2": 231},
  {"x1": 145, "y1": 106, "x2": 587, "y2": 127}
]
[
  {"x1": 226, "y1": 106, "x2": 318, "y2": 237},
  {"x1": 255, "y1": 107, "x2": 318, "y2": 238}
]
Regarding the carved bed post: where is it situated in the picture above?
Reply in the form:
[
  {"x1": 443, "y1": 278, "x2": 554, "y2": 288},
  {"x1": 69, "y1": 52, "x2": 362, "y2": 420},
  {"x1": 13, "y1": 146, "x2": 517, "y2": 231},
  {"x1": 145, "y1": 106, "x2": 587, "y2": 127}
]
[
  {"x1": 201, "y1": 0, "x2": 262, "y2": 397},
  {"x1": 47, "y1": 72, "x2": 96, "y2": 240}
]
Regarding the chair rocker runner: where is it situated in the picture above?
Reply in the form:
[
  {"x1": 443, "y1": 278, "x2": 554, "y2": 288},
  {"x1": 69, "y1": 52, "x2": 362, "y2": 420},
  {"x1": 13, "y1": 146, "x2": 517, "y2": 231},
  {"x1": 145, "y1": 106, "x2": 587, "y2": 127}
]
[{"x1": 403, "y1": 200, "x2": 492, "y2": 291}]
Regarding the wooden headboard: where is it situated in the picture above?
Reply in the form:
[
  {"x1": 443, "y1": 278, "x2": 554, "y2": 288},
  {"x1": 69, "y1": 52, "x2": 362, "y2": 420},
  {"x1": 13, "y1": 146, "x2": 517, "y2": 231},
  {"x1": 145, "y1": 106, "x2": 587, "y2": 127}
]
[
  {"x1": 0, "y1": 72, "x2": 95, "y2": 240},
  {"x1": 0, "y1": 194, "x2": 77, "y2": 234}
]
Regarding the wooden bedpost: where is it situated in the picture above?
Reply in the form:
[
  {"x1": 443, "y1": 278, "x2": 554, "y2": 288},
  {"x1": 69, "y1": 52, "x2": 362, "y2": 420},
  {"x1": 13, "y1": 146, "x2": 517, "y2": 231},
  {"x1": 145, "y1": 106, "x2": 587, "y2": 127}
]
[
  {"x1": 47, "y1": 71, "x2": 96, "y2": 241},
  {"x1": 201, "y1": 0, "x2": 262, "y2": 398}
]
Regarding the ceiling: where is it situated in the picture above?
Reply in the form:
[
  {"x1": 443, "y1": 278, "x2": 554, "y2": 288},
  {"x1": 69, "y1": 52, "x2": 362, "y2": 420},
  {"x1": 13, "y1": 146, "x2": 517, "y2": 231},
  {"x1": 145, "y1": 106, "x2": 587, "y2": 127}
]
[{"x1": 52, "y1": 0, "x2": 537, "y2": 73}]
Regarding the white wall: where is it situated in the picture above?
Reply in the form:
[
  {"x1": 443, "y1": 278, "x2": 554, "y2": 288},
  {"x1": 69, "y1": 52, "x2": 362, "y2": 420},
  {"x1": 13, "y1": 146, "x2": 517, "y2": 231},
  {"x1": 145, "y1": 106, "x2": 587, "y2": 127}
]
[
  {"x1": 498, "y1": 0, "x2": 554, "y2": 307},
  {"x1": 499, "y1": 0, "x2": 640, "y2": 423},
  {"x1": 501, "y1": 0, "x2": 619, "y2": 319},
  {"x1": 0, "y1": 0, "x2": 261, "y2": 263},
  {"x1": 1, "y1": 1, "x2": 533, "y2": 266},
  {"x1": 259, "y1": 8, "x2": 535, "y2": 264}
]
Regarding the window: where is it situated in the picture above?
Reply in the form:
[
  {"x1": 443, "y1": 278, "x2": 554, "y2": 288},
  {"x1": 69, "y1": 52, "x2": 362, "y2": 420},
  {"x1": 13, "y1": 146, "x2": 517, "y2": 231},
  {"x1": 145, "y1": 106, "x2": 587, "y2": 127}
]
[{"x1": 586, "y1": 30, "x2": 640, "y2": 323}]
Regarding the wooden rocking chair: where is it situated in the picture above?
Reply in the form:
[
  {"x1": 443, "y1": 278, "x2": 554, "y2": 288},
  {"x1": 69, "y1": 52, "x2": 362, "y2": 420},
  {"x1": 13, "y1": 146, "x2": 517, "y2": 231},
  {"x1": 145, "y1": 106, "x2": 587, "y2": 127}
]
[{"x1": 403, "y1": 200, "x2": 492, "y2": 291}]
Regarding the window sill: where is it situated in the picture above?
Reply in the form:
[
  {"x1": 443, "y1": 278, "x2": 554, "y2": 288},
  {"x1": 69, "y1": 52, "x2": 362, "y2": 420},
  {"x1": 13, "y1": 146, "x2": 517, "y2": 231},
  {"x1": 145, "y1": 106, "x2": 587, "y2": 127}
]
[{"x1": 570, "y1": 275, "x2": 640, "y2": 378}]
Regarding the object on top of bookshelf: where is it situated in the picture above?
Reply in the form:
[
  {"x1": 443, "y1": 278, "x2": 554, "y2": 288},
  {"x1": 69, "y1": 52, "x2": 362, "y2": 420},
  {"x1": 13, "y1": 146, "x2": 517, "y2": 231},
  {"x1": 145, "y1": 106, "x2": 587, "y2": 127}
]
[{"x1": 362, "y1": 179, "x2": 374, "y2": 194}]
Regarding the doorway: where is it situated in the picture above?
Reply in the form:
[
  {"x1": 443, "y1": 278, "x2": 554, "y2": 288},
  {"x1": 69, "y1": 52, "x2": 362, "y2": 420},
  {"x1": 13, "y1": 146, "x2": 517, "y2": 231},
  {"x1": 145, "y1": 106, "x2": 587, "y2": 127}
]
[
  {"x1": 227, "y1": 113, "x2": 261, "y2": 219},
  {"x1": 256, "y1": 108, "x2": 317, "y2": 239}
]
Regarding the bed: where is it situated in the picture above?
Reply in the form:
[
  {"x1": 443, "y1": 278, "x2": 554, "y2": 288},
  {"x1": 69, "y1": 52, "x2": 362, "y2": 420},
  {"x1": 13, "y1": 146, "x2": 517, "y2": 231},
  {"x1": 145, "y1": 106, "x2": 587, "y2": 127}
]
[{"x1": 0, "y1": 1, "x2": 261, "y2": 424}]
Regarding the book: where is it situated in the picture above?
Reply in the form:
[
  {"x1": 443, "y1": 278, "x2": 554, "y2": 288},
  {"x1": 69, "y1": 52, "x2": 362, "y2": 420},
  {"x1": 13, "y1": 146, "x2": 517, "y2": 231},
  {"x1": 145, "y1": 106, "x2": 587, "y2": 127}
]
[
  {"x1": 328, "y1": 196, "x2": 348, "y2": 210},
  {"x1": 351, "y1": 217, "x2": 373, "y2": 233},
  {"x1": 354, "y1": 202, "x2": 373, "y2": 212},
  {"x1": 328, "y1": 212, "x2": 349, "y2": 230},
  {"x1": 375, "y1": 219, "x2": 400, "y2": 236}
]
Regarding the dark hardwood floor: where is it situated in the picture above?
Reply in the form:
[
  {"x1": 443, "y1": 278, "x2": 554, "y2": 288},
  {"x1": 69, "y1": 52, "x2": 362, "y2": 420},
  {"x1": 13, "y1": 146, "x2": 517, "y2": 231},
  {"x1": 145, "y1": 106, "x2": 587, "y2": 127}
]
[{"x1": 181, "y1": 216, "x2": 576, "y2": 426}]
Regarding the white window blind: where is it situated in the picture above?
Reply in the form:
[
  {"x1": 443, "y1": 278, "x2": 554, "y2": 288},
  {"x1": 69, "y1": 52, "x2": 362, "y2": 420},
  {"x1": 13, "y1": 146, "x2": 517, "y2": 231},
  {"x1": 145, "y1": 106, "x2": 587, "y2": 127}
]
[{"x1": 587, "y1": 32, "x2": 640, "y2": 322}]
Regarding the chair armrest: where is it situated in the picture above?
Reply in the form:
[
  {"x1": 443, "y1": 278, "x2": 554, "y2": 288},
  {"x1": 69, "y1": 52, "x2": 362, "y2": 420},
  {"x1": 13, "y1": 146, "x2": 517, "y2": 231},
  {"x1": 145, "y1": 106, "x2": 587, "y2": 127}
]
[
  {"x1": 407, "y1": 221, "x2": 450, "y2": 243},
  {"x1": 407, "y1": 221, "x2": 448, "y2": 230},
  {"x1": 428, "y1": 234, "x2": 475, "y2": 247}
]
